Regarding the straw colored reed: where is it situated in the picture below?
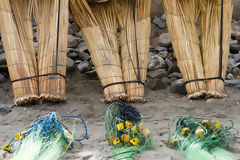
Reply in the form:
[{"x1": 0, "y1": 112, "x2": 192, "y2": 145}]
[
  {"x1": 113, "y1": 0, "x2": 151, "y2": 102},
  {"x1": 34, "y1": 0, "x2": 68, "y2": 102},
  {"x1": 0, "y1": 0, "x2": 38, "y2": 105},
  {"x1": 162, "y1": 0, "x2": 233, "y2": 99},
  {"x1": 162, "y1": 0, "x2": 207, "y2": 99},
  {"x1": 70, "y1": 0, "x2": 127, "y2": 102},
  {"x1": 199, "y1": 0, "x2": 233, "y2": 98}
]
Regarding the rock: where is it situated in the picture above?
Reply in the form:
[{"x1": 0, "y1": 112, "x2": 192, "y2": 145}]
[
  {"x1": 75, "y1": 31, "x2": 83, "y2": 39},
  {"x1": 77, "y1": 61, "x2": 91, "y2": 73},
  {"x1": 67, "y1": 52, "x2": 78, "y2": 59},
  {"x1": 151, "y1": 16, "x2": 167, "y2": 29},
  {"x1": 236, "y1": 84, "x2": 240, "y2": 89},
  {"x1": 158, "y1": 51, "x2": 169, "y2": 59},
  {"x1": 233, "y1": 67, "x2": 240, "y2": 78},
  {"x1": 0, "y1": 42, "x2": 3, "y2": 49},
  {"x1": 168, "y1": 72, "x2": 183, "y2": 79},
  {"x1": 68, "y1": 35, "x2": 81, "y2": 48},
  {"x1": 69, "y1": 23, "x2": 80, "y2": 33},
  {"x1": 230, "y1": 44, "x2": 240, "y2": 54},
  {"x1": 161, "y1": 77, "x2": 171, "y2": 86},
  {"x1": 154, "y1": 46, "x2": 167, "y2": 52},
  {"x1": 33, "y1": 31, "x2": 37, "y2": 42},
  {"x1": 0, "y1": 73, "x2": 6, "y2": 83},
  {"x1": 77, "y1": 51, "x2": 90, "y2": 61},
  {"x1": 236, "y1": 33, "x2": 240, "y2": 41},
  {"x1": 228, "y1": 58, "x2": 236, "y2": 68},
  {"x1": 148, "y1": 78, "x2": 167, "y2": 90},
  {"x1": 231, "y1": 30, "x2": 237, "y2": 40},
  {"x1": 226, "y1": 73, "x2": 234, "y2": 80},
  {"x1": 161, "y1": 14, "x2": 166, "y2": 21},
  {"x1": 233, "y1": 62, "x2": 240, "y2": 68},
  {"x1": 0, "y1": 104, "x2": 13, "y2": 115},
  {"x1": 76, "y1": 42, "x2": 88, "y2": 52},
  {"x1": 168, "y1": 64, "x2": 180, "y2": 74},
  {"x1": 147, "y1": 69, "x2": 167, "y2": 79},
  {"x1": 170, "y1": 79, "x2": 187, "y2": 95},
  {"x1": 148, "y1": 52, "x2": 166, "y2": 70},
  {"x1": 68, "y1": 28, "x2": 74, "y2": 35},
  {"x1": 225, "y1": 80, "x2": 240, "y2": 86},
  {"x1": 233, "y1": 54, "x2": 240, "y2": 62},
  {"x1": 34, "y1": 42, "x2": 38, "y2": 54},
  {"x1": 159, "y1": 33, "x2": 172, "y2": 47},
  {"x1": 165, "y1": 58, "x2": 173, "y2": 68},
  {"x1": 0, "y1": 54, "x2": 6, "y2": 65},
  {"x1": 66, "y1": 57, "x2": 75, "y2": 72},
  {"x1": 230, "y1": 40, "x2": 238, "y2": 45},
  {"x1": 69, "y1": 13, "x2": 74, "y2": 23}
]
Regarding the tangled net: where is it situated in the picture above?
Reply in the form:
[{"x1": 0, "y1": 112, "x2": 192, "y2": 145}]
[
  {"x1": 168, "y1": 114, "x2": 238, "y2": 160},
  {"x1": 3, "y1": 112, "x2": 88, "y2": 160},
  {"x1": 105, "y1": 102, "x2": 152, "y2": 160}
]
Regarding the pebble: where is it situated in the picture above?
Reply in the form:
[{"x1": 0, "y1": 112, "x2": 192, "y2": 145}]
[
  {"x1": 68, "y1": 35, "x2": 81, "y2": 48},
  {"x1": 154, "y1": 46, "x2": 167, "y2": 52},
  {"x1": 69, "y1": 23, "x2": 80, "y2": 33},
  {"x1": 161, "y1": 77, "x2": 171, "y2": 86},
  {"x1": 170, "y1": 79, "x2": 187, "y2": 95},
  {"x1": 0, "y1": 53, "x2": 6, "y2": 65},
  {"x1": 165, "y1": 58, "x2": 174, "y2": 68},
  {"x1": 233, "y1": 53, "x2": 240, "y2": 63},
  {"x1": 148, "y1": 52, "x2": 166, "y2": 70},
  {"x1": 159, "y1": 33, "x2": 172, "y2": 47},
  {"x1": 66, "y1": 57, "x2": 75, "y2": 72},
  {"x1": 77, "y1": 51, "x2": 90, "y2": 61},
  {"x1": 77, "y1": 61, "x2": 91, "y2": 73},
  {"x1": 168, "y1": 64, "x2": 180, "y2": 74},
  {"x1": 168, "y1": 72, "x2": 183, "y2": 79},
  {"x1": 151, "y1": 16, "x2": 167, "y2": 29},
  {"x1": 230, "y1": 44, "x2": 240, "y2": 54},
  {"x1": 226, "y1": 73, "x2": 234, "y2": 80},
  {"x1": 228, "y1": 58, "x2": 236, "y2": 68},
  {"x1": 67, "y1": 52, "x2": 78, "y2": 59},
  {"x1": 0, "y1": 104, "x2": 13, "y2": 115},
  {"x1": 0, "y1": 73, "x2": 6, "y2": 83},
  {"x1": 147, "y1": 69, "x2": 167, "y2": 79},
  {"x1": 225, "y1": 80, "x2": 240, "y2": 86}
]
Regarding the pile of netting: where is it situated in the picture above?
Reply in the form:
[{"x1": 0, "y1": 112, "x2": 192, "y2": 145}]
[
  {"x1": 105, "y1": 102, "x2": 152, "y2": 160},
  {"x1": 3, "y1": 112, "x2": 88, "y2": 160},
  {"x1": 168, "y1": 114, "x2": 238, "y2": 160}
]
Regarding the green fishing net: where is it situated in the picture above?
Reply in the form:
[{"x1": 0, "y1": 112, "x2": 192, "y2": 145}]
[
  {"x1": 105, "y1": 102, "x2": 153, "y2": 160},
  {"x1": 3, "y1": 112, "x2": 88, "y2": 160},
  {"x1": 168, "y1": 114, "x2": 238, "y2": 160}
]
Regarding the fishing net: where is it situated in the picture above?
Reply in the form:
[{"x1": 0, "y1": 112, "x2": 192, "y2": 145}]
[
  {"x1": 105, "y1": 102, "x2": 152, "y2": 160},
  {"x1": 168, "y1": 114, "x2": 238, "y2": 160},
  {"x1": 3, "y1": 112, "x2": 88, "y2": 160}
]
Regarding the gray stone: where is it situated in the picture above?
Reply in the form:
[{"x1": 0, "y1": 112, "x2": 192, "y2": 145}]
[
  {"x1": 168, "y1": 64, "x2": 180, "y2": 74},
  {"x1": 0, "y1": 54, "x2": 6, "y2": 65},
  {"x1": 168, "y1": 72, "x2": 183, "y2": 79},
  {"x1": 159, "y1": 33, "x2": 172, "y2": 47},
  {"x1": 76, "y1": 42, "x2": 88, "y2": 52},
  {"x1": 233, "y1": 54, "x2": 240, "y2": 62},
  {"x1": 161, "y1": 77, "x2": 171, "y2": 86},
  {"x1": 0, "y1": 104, "x2": 13, "y2": 115},
  {"x1": 69, "y1": 13, "x2": 74, "y2": 23},
  {"x1": 226, "y1": 73, "x2": 234, "y2": 80},
  {"x1": 154, "y1": 46, "x2": 167, "y2": 52},
  {"x1": 0, "y1": 73, "x2": 6, "y2": 83},
  {"x1": 77, "y1": 61, "x2": 91, "y2": 73},
  {"x1": 151, "y1": 16, "x2": 167, "y2": 29},
  {"x1": 75, "y1": 31, "x2": 83, "y2": 39},
  {"x1": 158, "y1": 51, "x2": 169, "y2": 59},
  {"x1": 233, "y1": 62, "x2": 240, "y2": 68},
  {"x1": 228, "y1": 58, "x2": 236, "y2": 68},
  {"x1": 68, "y1": 35, "x2": 81, "y2": 48},
  {"x1": 148, "y1": 78, "x2": 167, "y2": 90},
  {"x1": 0, "y1": 42, "x2": 3, "y2": 49},
  {"x1": 231, "y1": 30, "x2": 237, "y2": 40},
  {"x1": 147, "y1": 69, "x2": 167, "y2": 79},
  {"x1": 148, "y1": 52, "x2": 166, "y2": 70},
  {"x1": 69, "y1": 23, "x2": 80, "y2": 33},
  {"x1": 230, "y1": 44, "x2": 240, "y2": 54},
  {"x1": 66, "y1": 57, "x2": 75, "y2": 72},
  {"x1": 161, "y1": 14, "x2": 166, "y2": 21},
  {"x1": 68, "y1": 28, "x2": 74, "y2": 35},
  {"x1": 77, "y1": 51, "x2": 90, "y2": 61},
  {"x1": 230, "y1": 40, "x2": 238, "y2": 45},
  {"x1": 236, "y1": 84, "x2": 240, "y2": 89},
  {"x1": 67, "y1": 52, "x2": 78, "y2": 59},
  {"x1": 165, "y1": 58, "x2": 173, "y2": 68},
  {"x1": 233, "y1": 67, "x2": 240, "y2": 77},
  {"x1": 225, "y1": 80, "x2": 240, "y2": 86},
  {"x1": 170, "y1": 79, "x2": 187, "y2": 95}
]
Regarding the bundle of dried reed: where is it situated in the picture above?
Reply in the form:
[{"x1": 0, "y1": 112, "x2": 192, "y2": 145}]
[
  {"x1": 70, "y1": 0, "x2": 127, "y2": 102},
  {"x1": 162, "y1": 0, "x2": 206, "y2": 99},
  {"x1": 113, "y1": 0, "x2": 151, "y2": 102},
  {"x1": 34, "y1": 0, "x2": 68, "y2": 102},
  {"x1": 199, "y1": 0, "x2": 233, "y2": 98},
  {"x1": 162, "y1": 0, "x2": 233, "y2": 99},
  {"x1": 0, "y1": 0, "x2": 38, "y2": 105}
]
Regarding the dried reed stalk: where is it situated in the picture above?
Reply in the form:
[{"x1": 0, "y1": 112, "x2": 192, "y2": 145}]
[
  {"x1": 70, "y1": 0, "x2": 127, "y2": 102},
  {"x1": 113, "y1": 0, "x2": 151, "y2": 102},
  {"x1": 34, "y1": 0, "x2": 68, "y2": 102},
  {"x1": 162, "y1": 0, "x2": 207, "y2": 99},
  {"x1": 200, "y1": 0, "x2": 233, "y2": 98},
  {"x1": 0, "y1": 0, "x2": 38, "y2": 105}
]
